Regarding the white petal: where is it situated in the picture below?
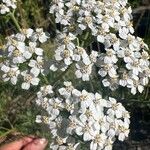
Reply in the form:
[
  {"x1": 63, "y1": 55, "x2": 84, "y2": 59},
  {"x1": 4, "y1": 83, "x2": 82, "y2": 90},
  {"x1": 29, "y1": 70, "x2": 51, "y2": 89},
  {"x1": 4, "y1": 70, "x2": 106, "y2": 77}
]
[
  {"x1": 97, "y1": 35, "x2": 105, "y2": 43},
  {"x1": 23, "y1": 51, "x2": 32, "y2": 59},
  {"x1": 90, "y1": 142, "x2": 97, "y2": 150},
  {"x1": 75, "y1": 70, "x2": 82, "y2": 78},
  {"x1": 76, "y1": 127, "x2": 83, "y2": 136},
  {"x1": 118, "y1": 133, "x2": 125, "y2": 141},
  {"x1": 35, "y1": 48, "x2": 43, "y2": 55},
  {"x1": 30, "y1": 67, "x2": 40, "y2": 77},
  {"x1": 21, "y1": 82, "x2": 30, "y2": 90},
  {"x1": 11, "y1": 77, "x2": 17, "y2": 85},
  {"x1": 83, "y1": 132, "x2": 92, "y2": 141},
  {"x1": 1, "y1": 65, "x2": 10, "y2": 72},
  {"x1": 31, "y1": 77, "x2": 40, "y2": 85}
]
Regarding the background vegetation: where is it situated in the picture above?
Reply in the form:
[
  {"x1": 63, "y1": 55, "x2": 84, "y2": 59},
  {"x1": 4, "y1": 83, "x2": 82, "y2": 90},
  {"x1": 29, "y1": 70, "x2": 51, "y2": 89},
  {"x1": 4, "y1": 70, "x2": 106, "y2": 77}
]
[{"x1": 0, "y1": 0, "x2": 150, "y2": 149}]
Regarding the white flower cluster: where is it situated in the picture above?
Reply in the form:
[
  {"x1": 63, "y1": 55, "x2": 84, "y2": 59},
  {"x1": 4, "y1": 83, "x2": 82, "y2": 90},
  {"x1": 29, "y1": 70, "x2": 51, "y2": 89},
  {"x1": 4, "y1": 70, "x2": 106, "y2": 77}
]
[
  {"x1": 97, "y1": 39, "x2": 150, "y2": 95},
  {"x1": 36, "y1": 82, "x2": 130, "y2": 150},
  {"x1": 50, "y1": 0, "x2": 133, "y2": 35},
  {"x1": 0, "y1": 0, "x2": 17, "y2": 14},
  {"x1": 51, "y1": 31, "x2": 98, "y2": 81},
  {"x1": 49, "y1": 0, "x2": 150, "y2": 95},
  {"x1": 0, "y1": 28, "x2": 49, "y2": 89}
]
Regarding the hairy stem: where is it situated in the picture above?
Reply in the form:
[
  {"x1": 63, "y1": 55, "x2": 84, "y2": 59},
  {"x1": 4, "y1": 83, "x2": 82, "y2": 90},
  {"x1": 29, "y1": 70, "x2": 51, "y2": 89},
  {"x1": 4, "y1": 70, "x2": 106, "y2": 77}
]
[{"x1": 9, "y1": 12, "x2": 21, "y2": 32}]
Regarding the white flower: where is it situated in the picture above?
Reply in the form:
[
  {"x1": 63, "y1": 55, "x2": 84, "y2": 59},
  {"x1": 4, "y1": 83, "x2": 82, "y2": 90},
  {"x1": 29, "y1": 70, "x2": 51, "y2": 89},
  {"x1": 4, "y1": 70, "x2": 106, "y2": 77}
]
[
  {"x1": 89, "y1": 51, "x2": 98, "y2": 63},
  {"x1": 102, "y1": 76, "x2": 119, "y2": 91},
  {"x1": 96, "y1": 28, "x2": 106, "y2": 43},
  {"x1": 21, "y1": 71, "x2": 40, "y2": 90},
  {"x1": 65, "y1": 99, "x2": 75, "y2": 114},
  {"x1": 25, "y1": 42, "x2": 43, "y2": 58},
  {"x1": 36, "y1": 85, "x2": 130, "y2": 148},
  {"x1": 104, "y1": 33, "x2": 120, "y2": 51},
  {"x1": 104, "y1": 138, "x2": 113, "y2": 150},
  {"x1": 49, "y1": 0, "x2": 64, "y2": 15},
  {"x1": 3, "y1": 0, "x2": 17, "y2": 9},
  {"x1": 122, "y1": 111, "x2": 130, "y2": 125},
  {"x1": 127, "y1": 34, "x2": 140, "y2": 51},
  {"x1": 107, "y1": 118, "x2": 118, "y2": 139},
  {"x1": 104, "y1": 49, "x2": 118, "y2": 64},
  {"x1": 119, "y1": 71, "x2": 130, "y2": 87},
  {"x1": 117, "y1": 120, "x2": 130, "y2": 141},
  {"x1": 75, "y1": 120, "x2": 94, "y2": 141},
  {"x1": 34, "y1": 28, "x2": 49, "y2": 43},
  {"x1": 58, "y1": 81, "x2": 74, "y2": 99},
  {"x1": 98, "y1": 63, "x2": 117, "y2": 78},
  {"x1": 28, "y1": 56, "x2": 44, "y2": 76},
  {"x1": 72, "y1": 89, "x2": 93, "y2": 112},
  {"x1": 35, "y1": 115, "x2": 42, "y2": 123},
  {"x1": 121, "y1": 7, "x2": 132, "y2": 22},
  {"x1": 127, "y1": 75, "x2": 144, "y2": 95},
  {"x1": 54, "y1": 45, "x2": 73, "y2": 65},
  {"x1": 22, "y1": 28, "x2": 34, "y2": 38},
  {"x1": 58, "y1": 32, "x2": 76, "y2": 51},
  {"x1": 119, "y1": 27, "x2": 129, "y2": 39},
  {"x1": 47, "y1": 98, "x2": 64, "y2": 119},
  {"x1": 72, "y1": 46, "x2": 89, "y2": 63},
  {"x1": 67, "y1": 116, "x2": 78, "y2": 134},
  {"x1": 140, "y1": 50, "x2": 149, "y2": 67},
  {"x1": 37, "y1": 85, "x2": 53, "y2": 99},
  {"x1": 75, "y1": 62, "x2": 93, "y2": 81},
  {"x1": 90, "y1": 133, "x2": 107, "y2": 150},
  {"x1": 7, "y1": 40, "x2": 27, "y2": 63},
  {"x1": 1, "y1": 63, "x2": 20, "y2": 85},
  {"x1": 0, "y1": 3, "x2": 9, "y2": 14},
  {"x1": 107, "y1": 97, "x2": 125, "y2": 119},
  {"x1": 0, "y1": 0, "x2": 16, "y2": 14},
  {"x1": 126, "y1": 59, "x2": 142, "y2": 76},
  {"x1": 117, "y1": 48, "x2": 134, "y2": 63},
  {"x1": 79, "y1": 106, "x2": 95, "y2": 123},
  {"x1": 50, "y1": 136, "x2": 67, "y2": 150},
  {"x1": 140, "y1": 68, "x2": 150, "y2": 86}
]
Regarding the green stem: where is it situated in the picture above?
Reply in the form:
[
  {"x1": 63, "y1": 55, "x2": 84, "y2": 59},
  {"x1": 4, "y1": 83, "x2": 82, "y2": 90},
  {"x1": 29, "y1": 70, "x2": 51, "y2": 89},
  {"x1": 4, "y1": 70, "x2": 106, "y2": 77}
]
[
  {"x1": 49, "y1": 15, "x2": 57, "y2": 30},
  {"x1": 89, "y1": 77, "x2": 94, "y2": 92},
  {"x1": 145, "y1": 86, "x2": 149, "y2": 100},
  {"x1": 81, "y1": 31, "x2": 90, "y2": 47},
  {"x1": 52, "y1": 63, "x2": 74, "y2": 88},
  {"x1": 42, "y1": 75, "x2": 49, "y2": 84},
  {"x1": 0, "y1": 128, "x2": 16, "y2": 139},
  {"x1": 0, "y1": 127, "x2": 9, "y2": 131},
  {"x1": 76, "y1": 38, "x2": 80, "y2": 46},
  {"x1": 9, "y1": 12, "x2": 21, "y2": 32}
]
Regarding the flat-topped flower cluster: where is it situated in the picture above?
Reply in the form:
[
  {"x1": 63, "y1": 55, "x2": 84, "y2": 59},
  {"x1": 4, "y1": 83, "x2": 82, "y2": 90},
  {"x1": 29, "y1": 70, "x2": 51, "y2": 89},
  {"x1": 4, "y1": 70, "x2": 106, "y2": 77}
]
[
  {"x1": 0, "y1": 28, "x2": 48, "y2": 89},
  {"x1": 49, "y1": 0, "x2": 150, "y2": 95},
  {"x1": 0, "y1": 0, "x2": 16, "y2": 14},
  {"x1": 36, "y1": 82, "x2": 130, "y2": 150}
]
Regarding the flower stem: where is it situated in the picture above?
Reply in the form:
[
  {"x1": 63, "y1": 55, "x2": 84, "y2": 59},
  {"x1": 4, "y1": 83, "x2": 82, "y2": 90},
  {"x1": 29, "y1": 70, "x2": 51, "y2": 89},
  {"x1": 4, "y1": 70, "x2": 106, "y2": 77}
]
[
  {"x1": 81, "y1": 31, "x2": 90, "y2": 47},
  {"x1": 77, "y1": 38, "x2": 80, "y2": 46},
  {"x1": 52, "y1": 63, "x2": 74, "y2": 88},
  {"x1": 9, "y1": 12, "x2": 21, "y2": 32},
  {"x1": 42, "y1": 75, "x2": 49, "y2": 84},
  {"x1": 89, "y1": 77, "x2": 94, "y2": 92},
  {"x1": 0, "y1": 128, "x2": 16, "y2": 139}
]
